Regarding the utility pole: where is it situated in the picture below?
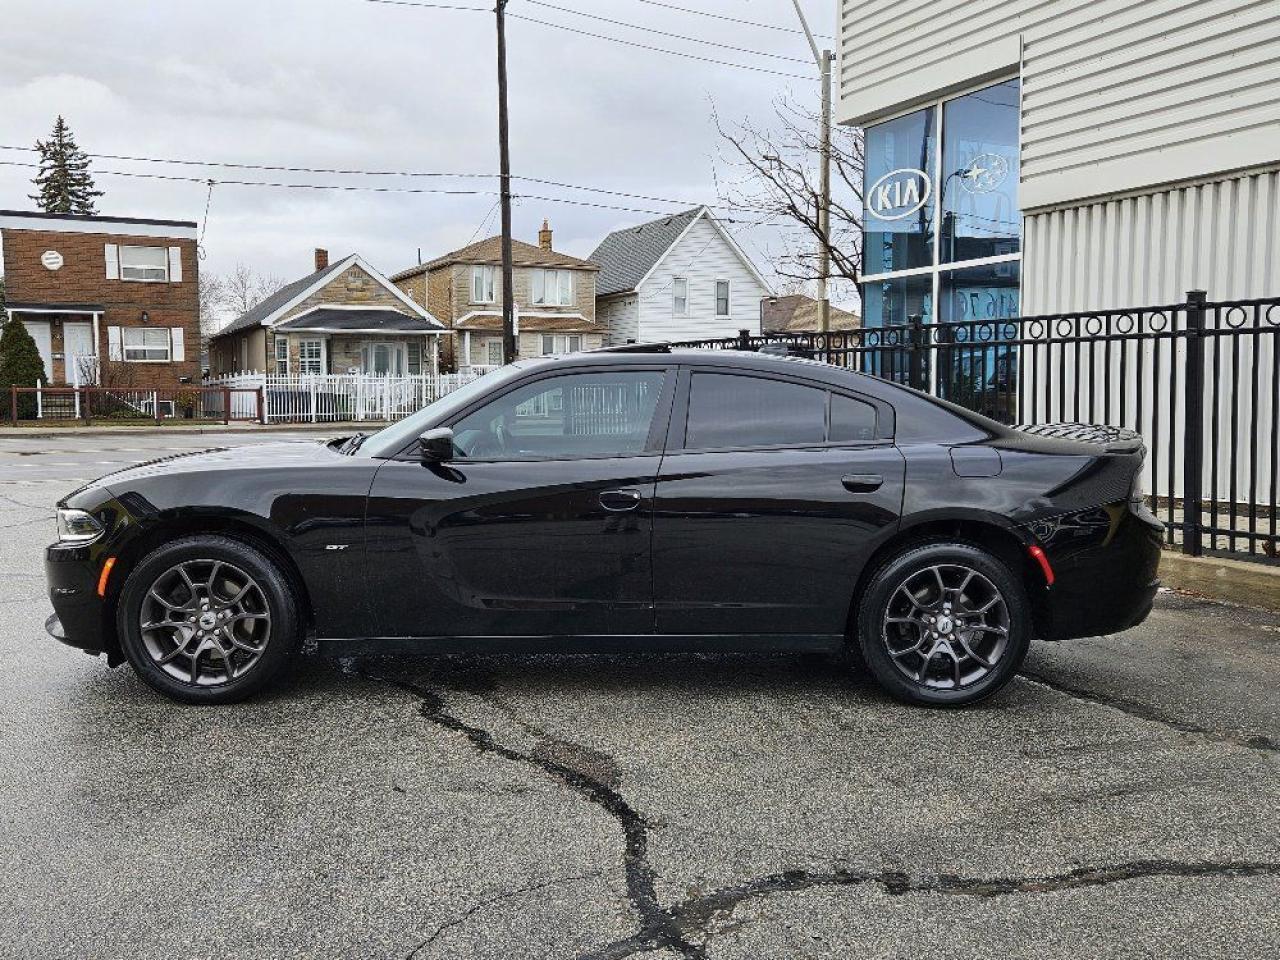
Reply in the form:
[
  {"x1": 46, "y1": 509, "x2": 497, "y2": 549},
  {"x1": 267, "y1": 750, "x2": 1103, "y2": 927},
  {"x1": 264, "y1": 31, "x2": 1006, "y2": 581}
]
[
  {"x1": 495, "y1": 0, "x2": 516, "y2": 363},
  {"x1": 790, "y1": 1, "x2": 833, "y2": 334}
]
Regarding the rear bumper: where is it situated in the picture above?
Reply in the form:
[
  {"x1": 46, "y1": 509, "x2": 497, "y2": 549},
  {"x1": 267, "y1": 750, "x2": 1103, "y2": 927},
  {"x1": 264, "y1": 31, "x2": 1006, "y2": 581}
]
[{"x1": 1033, "y1": 501, "x2": 1163, "y2": 641}]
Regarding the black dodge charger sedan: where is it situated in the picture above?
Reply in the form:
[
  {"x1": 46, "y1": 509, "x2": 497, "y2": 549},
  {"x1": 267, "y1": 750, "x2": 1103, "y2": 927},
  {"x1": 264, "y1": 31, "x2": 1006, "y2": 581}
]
[{"x1": 44, "y1": 347, "x2": 1162, "y2": 706}]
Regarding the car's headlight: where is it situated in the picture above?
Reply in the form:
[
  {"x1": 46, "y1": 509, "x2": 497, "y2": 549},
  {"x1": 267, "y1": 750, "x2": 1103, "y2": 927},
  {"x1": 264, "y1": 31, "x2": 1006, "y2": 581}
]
[{"x1": 56, "y1": 508, "x2": 104, "y2": 544}]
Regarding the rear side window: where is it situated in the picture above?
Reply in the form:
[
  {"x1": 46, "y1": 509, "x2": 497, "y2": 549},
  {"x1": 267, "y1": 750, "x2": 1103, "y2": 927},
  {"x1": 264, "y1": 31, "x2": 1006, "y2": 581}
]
[
  {"x1": 686, "y1": 373, "x2": 826, "y2": 449},
  {"x1": 829, "y1": 394, "x2": 878, "y2": 443}
]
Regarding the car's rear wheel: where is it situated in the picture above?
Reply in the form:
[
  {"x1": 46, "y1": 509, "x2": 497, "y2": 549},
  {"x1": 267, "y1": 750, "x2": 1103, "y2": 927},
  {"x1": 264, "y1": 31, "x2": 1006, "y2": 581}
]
[
  {"x1": 117, "y1": 536, "x2": 300, "y2": 704},
  {"x1": 855, "y1": 542, "x2": 1030, "y2": 706}
]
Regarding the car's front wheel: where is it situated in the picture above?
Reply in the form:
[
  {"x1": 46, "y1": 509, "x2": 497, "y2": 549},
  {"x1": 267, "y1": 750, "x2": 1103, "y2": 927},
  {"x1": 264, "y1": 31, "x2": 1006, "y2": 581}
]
[
  {"x1": 855, "y1": 542, "x2": 1031, "y2": 706},
  {"x1": 117, "y1": 535, "x2": 300, "y2": 704}
]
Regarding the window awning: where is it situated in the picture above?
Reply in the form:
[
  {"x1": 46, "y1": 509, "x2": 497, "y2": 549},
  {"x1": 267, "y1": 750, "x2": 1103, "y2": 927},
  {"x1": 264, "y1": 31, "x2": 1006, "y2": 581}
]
[{"x1": 5, "y1": 301, "x2": 105, "y2": 314}]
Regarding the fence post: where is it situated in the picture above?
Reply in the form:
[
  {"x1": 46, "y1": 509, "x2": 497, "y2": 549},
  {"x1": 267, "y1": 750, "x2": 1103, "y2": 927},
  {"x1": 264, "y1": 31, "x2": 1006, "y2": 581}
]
[
  {"x1": 1181, "y1": 289, "x2": 1208, "y2": 556},
  {"x1": 257, "y1": 386, "x2": 266, "y2": 425},
  {"x1": 738, "y1": 328, "x2": 750, "y2": 351},
  {"x1": 84, "y1": 387, "x2": 92, "y2": 425},
  {"x1": 222, "y1": 387, "x2": 230, "y2": 425},
  {"x1": 9, "y1": 385, "x2": 16, "y2": 425},
  {"x1": 907, "y1": 314, "x2": 925, "y2": 391}
]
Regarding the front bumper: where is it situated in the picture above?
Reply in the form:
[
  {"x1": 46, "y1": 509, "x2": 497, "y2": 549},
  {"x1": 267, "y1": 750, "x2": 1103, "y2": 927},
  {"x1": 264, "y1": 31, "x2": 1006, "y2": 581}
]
[
  {"x1": 45, "y1": 542, "x2": 111, "y2": 656},
  {"x1": 1032, "y1": 500, "x2": 1164, "y2": 641}
]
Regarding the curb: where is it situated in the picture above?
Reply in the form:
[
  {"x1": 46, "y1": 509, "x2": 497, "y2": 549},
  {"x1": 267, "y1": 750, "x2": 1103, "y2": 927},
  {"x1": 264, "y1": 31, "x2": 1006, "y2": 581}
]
[
  {"x1": 0, "y1": 423, "x2": 387, "y2": 438},
  {"x1": 1160, "y1": 549, "x2": 1280, "y2": 613}
]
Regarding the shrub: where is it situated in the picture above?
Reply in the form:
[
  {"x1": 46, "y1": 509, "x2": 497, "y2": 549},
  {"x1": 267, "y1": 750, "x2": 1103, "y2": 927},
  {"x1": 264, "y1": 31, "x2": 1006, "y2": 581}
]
[{"x1": 0, "y1": 318, "x2": 47, "y2": 419}]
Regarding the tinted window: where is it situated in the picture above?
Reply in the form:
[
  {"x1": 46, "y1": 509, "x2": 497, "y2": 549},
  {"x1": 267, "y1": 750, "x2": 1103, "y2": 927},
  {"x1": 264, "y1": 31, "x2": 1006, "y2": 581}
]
[
  {"x1": 829, "y1": 394, "x2": 878, "y2": 442},
  {"x1": 686, "y1": 373, "x2": 825, "y2": 449},
  {"x1": 452, "y1": 370, "x2": 666, "y2": 460}
]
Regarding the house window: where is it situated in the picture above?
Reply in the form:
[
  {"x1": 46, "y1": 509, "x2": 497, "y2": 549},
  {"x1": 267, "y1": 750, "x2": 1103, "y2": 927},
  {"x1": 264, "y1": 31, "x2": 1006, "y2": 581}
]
[
  {"x1": 119, "y1": 245, "x2": 169, "y2": 282},
  {"x1": 715, "y1": 280, "x2": 730, "y2": 317},
  {"x1": 299, "y1": 339, "x2": 324, "y2": 375},
  {"x1": 407, "y1": 341, "x2": 422, "y2": 375},
  {"x1": 487, "y1": 339, "x2": 504, "y2": 366},
  {"x1": 673, "y1": 278, "x2": 688, "y2": 316},
  {"x1": 541, "y1": 334, "x2": 555, "y2": 356},
  {"x1": 122, "y1": 328, "x2": 171, "y2": 362},
  {"x1": 472, "y1": 265, "x2": 496, "y2": 303},
  {"x1": 540, "y1": 334, "x2": 584, "y2": 356},
  {"x1": 532, "y1": 269, "x2": 573, "y2": 306},
  {"x1": 274, "y1": 337, "x2": 289, "y2": 375},
  {"x1": 567, "y1": 335, "x2": 581, "y2": 353}
]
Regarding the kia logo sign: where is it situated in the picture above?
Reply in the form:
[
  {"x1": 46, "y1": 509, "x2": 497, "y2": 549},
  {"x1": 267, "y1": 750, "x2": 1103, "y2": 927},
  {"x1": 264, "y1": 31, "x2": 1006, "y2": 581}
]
[{"x1": 867, "y1": 168, "x2": 932, "y2": 221}]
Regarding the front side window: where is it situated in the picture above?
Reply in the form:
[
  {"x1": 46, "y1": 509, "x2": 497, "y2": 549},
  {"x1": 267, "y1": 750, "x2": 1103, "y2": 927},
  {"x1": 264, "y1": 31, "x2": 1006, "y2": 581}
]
[
  {"x1": 685, "y1": 373, "x2": 826, "y2": 449},
  {"x1": 715, "y1": 280, "x2": 730, "y2": 317},
  {"x1": 120, "y1": 245, "x2": 168, "y2": 282},
  {"x1": 122, "y1": 327, "x2": 171, "y2": 361},
  {"x1": 451, "y1": 370, "x2": 666, "y2": 460},
  {"x1": 672, "y1": 278, "x2": 688, "y2": 316},
  {"x1": 298, "y1": 339, "x2": 324, "y2": 375},
  {"x1": 274, "y1": 336, "x2": 289, "y2": 375},
  {"x1": 471, "y1": 265, "x2": 495, "y2": 303},
  {"x1": 532, "y1": 269, "x2": 573, "y2": 306}
]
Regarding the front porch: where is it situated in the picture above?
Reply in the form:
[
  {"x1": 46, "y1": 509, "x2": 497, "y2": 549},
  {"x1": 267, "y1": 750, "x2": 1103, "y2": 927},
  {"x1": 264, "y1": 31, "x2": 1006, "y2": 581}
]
[
  {"x1": 271, "y1": 308, "x2": 445, "y2": 377},
  {"x1": 4, "y1": 302, "x2": 103, "y2": 385}
]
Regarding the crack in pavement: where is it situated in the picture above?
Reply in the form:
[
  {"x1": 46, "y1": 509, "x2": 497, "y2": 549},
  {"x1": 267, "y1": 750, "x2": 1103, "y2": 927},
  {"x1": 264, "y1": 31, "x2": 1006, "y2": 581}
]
[
  {"x1": 1020, "y1": 670, "x2": 1280, "y2": 755},
  {"x1": 578, "y1": 860, "x2": 1280, "y2": 959},
  {"x1": 356, "y1": 663, "x2": 1280, "y2": 960},
  {"x1": 350, "y1": 663, "x2": 704, "y2": 958}
]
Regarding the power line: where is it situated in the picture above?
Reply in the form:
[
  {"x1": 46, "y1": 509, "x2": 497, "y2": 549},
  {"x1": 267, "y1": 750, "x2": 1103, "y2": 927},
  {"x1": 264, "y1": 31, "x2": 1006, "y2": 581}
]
[
  {"x1": 522, "y1": 0, "x2": 809, "y2": 64},
  {"x1": 364, "y1": 0, "x2": 813, "y2": 80},
  {"x1": 628, "y1": 0, "x2": 834, "y2": 40}
]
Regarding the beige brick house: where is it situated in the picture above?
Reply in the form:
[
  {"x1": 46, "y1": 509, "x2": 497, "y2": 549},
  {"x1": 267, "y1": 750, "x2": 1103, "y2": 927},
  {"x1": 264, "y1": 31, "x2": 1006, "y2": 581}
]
[
  {"x1": 0, "y1": 209, "x2": 200, "y2": 388},
  {"x1": 391, "y1": 221, "x2": 600, "y2": 371},
  {"x1": 208, "y1": 249, "x2": 445, "y2": 377}
]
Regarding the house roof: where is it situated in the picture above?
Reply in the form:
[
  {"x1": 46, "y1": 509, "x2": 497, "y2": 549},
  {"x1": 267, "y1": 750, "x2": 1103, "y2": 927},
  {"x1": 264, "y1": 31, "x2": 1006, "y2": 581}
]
[
  {"x1": 391, "y1": 237, "x2": 599, "y2": 281},
  {"x1": 275, "y1": 307, "x2": 444, "y2": 333},
  {"x1": 455, "y1": 311, "x2": 596, "y2": 333},
  {"x1": 211, "y1": 253, "x2": 443, "y2": 340},
  {"x1": 588, "y1": 207, "x2": 703, "y2": 297},
  {"x1": 762, "y1": 294, "x2": 861, "y2": 333}
]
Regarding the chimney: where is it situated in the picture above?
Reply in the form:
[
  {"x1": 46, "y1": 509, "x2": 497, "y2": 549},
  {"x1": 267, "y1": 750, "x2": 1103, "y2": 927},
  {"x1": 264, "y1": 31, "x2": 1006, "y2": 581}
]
[
  {"x1": 537, "y1": 219, "x2": 553, "y2": 251},
  {"x1": 314, "y1": 247, "x2": 329, "y2": 272}
]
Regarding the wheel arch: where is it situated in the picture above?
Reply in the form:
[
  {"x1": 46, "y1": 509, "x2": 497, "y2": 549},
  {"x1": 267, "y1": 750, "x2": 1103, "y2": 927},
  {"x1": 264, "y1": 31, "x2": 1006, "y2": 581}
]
[
  {"x1": 101, "y1": 512, "x2": 314, "y2": 662},
  {"x1": 845, "y1": 511, "x2": 1048, "y2": 641}
]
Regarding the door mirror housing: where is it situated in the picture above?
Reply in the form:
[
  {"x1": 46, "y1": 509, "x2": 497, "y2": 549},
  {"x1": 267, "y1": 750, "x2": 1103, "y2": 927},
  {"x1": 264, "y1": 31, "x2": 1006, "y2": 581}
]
[{"x1": 418, "y1": 427, "x2": 455, "y2": 462}]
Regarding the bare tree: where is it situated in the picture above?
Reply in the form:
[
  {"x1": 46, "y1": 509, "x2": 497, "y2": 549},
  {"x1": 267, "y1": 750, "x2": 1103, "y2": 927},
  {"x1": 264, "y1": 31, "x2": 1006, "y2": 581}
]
[
  {"x1": 197, "y1": 271, "x2": 227, "y2": 348},
  {"x1": 219, "y1": 263, "x2": 285, "y2": 318},
  {"x1": 712, "y1": 95, "x2": 864, "y2": 298}
]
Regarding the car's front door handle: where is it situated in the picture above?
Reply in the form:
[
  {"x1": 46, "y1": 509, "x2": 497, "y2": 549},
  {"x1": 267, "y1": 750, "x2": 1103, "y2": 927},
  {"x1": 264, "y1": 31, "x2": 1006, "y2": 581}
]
[
  {"x1": 599, "y1": 488, "x2": 643, "y2": 512},
  {"x1": 842, "y1": 473, "x2": 884, "y2": 493}
]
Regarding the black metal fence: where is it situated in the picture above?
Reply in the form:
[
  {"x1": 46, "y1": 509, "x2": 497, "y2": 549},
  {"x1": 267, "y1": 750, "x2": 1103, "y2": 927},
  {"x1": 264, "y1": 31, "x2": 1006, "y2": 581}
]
[{"x1": 673, "y1": 291, "x2": 1280, "y2": 564}]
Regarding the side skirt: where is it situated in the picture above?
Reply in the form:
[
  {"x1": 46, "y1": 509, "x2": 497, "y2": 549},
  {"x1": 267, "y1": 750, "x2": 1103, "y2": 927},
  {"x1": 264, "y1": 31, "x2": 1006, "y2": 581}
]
[{"x1": 315, "y1": 633, "x2": 845, "y2": 658}]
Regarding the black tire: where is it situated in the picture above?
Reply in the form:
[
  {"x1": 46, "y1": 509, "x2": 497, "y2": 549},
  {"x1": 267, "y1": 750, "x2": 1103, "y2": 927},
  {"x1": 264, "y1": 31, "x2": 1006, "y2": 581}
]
[
  {"x1": 117, "y1": 535, "x2": 300, "y2": 704},
  {"x1": 855, "y1": 541, "x2": 1030, "y2": 707}
]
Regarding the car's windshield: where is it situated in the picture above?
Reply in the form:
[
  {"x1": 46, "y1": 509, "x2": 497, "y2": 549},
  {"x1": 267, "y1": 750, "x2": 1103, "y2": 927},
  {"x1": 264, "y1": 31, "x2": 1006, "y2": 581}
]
[{"x1": 356, "y1": 364, "x2": 526, "y2": 458}]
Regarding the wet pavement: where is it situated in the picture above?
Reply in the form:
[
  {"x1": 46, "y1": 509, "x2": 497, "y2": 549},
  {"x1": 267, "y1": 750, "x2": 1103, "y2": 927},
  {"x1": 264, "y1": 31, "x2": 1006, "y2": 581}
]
[{"x1": 1, "y1": 431, "x2": 1278, "y2": 959}]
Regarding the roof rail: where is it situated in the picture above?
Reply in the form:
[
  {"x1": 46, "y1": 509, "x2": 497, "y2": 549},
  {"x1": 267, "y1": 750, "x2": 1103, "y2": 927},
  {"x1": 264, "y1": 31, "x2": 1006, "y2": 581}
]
[{"x1": 587, "y1": 342, "x2": 672, "y2": 354}]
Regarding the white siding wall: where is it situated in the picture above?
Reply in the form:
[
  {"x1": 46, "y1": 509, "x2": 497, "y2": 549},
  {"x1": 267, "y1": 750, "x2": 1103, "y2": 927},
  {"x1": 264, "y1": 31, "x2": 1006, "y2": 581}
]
[
  {"x1": 1023, "y1": 166, "x2": 1280, "y2": 313},
  {"x1": 838, "y1": 0, "x2": 1280, "y2": 210},
  {"x1": 597, "y1": 295, "x2": 639, "y2": 346},
  {"x1": 634, "y1": 215, "x2": 766, "y2": 342}
]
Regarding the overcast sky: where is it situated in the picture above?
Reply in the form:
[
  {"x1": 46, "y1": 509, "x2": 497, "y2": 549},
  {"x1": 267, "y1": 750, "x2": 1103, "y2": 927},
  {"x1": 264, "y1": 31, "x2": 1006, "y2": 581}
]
[{"x1": 0, "y1": 0, "x2": 848, "y2": 316}]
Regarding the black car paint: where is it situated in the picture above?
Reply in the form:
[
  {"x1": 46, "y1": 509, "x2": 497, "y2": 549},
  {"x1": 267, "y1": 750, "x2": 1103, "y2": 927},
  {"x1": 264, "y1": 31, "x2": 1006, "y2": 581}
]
[{"x1": 44, "y1": 350, "x2": 1162, "y2": 663}]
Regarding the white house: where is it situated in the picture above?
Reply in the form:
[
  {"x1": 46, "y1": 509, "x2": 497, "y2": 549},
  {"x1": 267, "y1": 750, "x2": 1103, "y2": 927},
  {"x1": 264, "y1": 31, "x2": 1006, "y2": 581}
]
[{"x1": 589, "y1": 206, "x2": 770, "y2": 345}]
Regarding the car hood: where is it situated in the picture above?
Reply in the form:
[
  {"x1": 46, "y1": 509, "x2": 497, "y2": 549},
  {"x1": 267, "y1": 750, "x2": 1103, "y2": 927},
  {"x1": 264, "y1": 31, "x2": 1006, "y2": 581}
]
[{"x1": 68, "y1": 439, "x2": 344, "y2": 499}]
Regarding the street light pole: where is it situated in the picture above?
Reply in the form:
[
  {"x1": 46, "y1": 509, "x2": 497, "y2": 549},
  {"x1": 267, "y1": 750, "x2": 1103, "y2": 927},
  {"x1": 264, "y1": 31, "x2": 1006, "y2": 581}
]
[
  {"x1": 789, "y1": 1, "x2": 833, "y2": 334},
  {"x1": 495, "y1": 0, "x2": 516, "y2": 363}
]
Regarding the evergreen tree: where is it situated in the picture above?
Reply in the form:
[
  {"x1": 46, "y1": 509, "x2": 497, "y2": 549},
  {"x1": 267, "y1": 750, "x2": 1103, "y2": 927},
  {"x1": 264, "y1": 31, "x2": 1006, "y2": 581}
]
[
  {"x1": 0, "y1": 316, "x2": 48, "y2": 419},
  {"x1": 29, "y1": 116, "x2": 103, "y2": 215}
]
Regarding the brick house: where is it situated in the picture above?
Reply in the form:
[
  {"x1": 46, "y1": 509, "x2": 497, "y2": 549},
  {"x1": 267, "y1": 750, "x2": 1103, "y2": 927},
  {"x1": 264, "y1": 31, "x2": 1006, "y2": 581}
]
[
  {"x1": 207, "y1": 248, "x2": 445, "y2": 377},
  {"x1": 0, "y1": 209, "x2": 200, "y2": 387},
  {"x1": 390, "y1": 221, "x2": 601, "y2": 371}
]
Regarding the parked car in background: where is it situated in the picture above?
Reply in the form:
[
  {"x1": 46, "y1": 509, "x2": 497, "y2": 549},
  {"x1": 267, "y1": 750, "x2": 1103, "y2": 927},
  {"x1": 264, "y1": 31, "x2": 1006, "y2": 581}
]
[{"x1": 44, "y1": 347, "x2": 1162, "y2": 706}]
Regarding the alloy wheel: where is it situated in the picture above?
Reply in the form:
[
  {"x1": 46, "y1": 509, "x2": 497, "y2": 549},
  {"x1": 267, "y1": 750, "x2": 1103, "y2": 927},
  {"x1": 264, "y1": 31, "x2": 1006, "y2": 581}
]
[
  {"x1": 882, "y1": 563, "x2": 1010, "y2": 691},
  {"x1": 138, "y1": 559, "x2": 272, "y2": 686}
]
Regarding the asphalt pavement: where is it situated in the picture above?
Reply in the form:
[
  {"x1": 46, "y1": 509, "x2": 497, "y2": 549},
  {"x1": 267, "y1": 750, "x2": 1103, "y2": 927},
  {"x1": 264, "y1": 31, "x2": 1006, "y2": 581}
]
[{"x1": 1, "y1": 431, "x2": 1278, "y2": 959}]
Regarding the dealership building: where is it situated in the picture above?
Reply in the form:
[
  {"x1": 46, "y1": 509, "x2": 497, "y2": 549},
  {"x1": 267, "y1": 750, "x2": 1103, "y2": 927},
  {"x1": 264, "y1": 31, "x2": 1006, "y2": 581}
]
[{"x1": 837, "y1": 0, "x2": 1280, "y2": 327}]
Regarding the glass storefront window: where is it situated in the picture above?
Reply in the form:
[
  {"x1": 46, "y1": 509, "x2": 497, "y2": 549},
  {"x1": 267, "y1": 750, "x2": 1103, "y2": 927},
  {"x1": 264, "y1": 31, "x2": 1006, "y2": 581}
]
[
  {"x1": 936, "y1": 263, "x2": 1021, "y2": 420},
  {"x1": 860, "y1": 274, "x2": 932, "y2": 383},
  {"x1": 862, "y1": 106, "x2": 936, "y2": 276},
  {"x1": 940, "y1": 79, "x2": 1020, "y2": 263}
]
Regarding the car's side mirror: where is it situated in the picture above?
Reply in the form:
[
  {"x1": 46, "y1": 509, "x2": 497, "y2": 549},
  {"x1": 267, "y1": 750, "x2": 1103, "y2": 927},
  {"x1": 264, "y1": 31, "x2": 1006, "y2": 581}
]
[{"x1": 418, "y1": 427, "x2": 455, "y2": 462}]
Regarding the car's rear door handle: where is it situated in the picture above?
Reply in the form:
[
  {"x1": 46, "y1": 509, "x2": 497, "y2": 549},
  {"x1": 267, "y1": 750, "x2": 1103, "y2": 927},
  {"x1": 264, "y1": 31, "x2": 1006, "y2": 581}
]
[
  {"x1": 599, "y1": 488, "x2": 643, "y2": 511},
  {"x1": 842, "y1": 474, "x2": 884, "y2": 493}
]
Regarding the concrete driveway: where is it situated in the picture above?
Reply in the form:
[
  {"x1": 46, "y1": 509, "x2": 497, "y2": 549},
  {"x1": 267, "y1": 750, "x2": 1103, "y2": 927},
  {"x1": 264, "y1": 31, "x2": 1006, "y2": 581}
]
[{"x1": 1, "y1": 431, "x2": 1277, "y2": 959}]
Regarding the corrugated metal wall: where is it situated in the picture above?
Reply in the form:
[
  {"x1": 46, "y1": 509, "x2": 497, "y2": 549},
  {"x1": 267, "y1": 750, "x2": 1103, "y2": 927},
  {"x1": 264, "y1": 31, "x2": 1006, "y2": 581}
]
[{"x1": 1022, "y1": 166, "x2": 1280, "y2": 313}]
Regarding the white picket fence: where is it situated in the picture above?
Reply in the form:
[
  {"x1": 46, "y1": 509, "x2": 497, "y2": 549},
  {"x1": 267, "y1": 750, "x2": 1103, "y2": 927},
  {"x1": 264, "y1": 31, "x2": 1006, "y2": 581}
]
[{"x1": 203, "y1": 371, "x2": 490, "y2": 423}]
